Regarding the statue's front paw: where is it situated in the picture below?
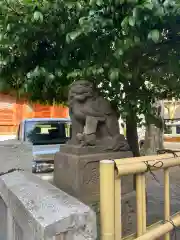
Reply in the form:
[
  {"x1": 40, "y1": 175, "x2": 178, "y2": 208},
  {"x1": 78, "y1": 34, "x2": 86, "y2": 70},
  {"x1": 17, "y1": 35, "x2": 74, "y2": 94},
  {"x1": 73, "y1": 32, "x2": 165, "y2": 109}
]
[
  {"x1": 84, "y1": 134, "x2": 96, "y2": 146},
  {"x1": 76, "y1": 133, "x2": 84, "y2": 142}
]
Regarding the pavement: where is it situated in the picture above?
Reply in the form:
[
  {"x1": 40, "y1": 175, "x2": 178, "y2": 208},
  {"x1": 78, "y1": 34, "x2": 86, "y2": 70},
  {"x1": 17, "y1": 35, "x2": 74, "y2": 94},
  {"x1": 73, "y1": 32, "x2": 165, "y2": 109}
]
[
  {"x1": 164, "y1": 142, "x2": 180, "y2": 150},
  {"x1": 146, "y1": 167, "x2": 180, "y2": 238}
]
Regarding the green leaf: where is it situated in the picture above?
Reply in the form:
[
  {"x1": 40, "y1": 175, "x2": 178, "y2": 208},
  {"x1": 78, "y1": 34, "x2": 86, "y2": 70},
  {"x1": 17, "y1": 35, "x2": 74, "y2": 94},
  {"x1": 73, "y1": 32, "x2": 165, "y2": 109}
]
[
  {"x1": 144, "y1": 3, "x2": 153, "y2": 10},
  {"x1": 127, "y1": 0, "x2": 138, "y2": 3},
  {"x1": 128, "y1": 16, "x2": 136, "y2": 26},
  {"x1": 89, "y1": 0, "x2": 96, "y2": 6},
  {"x1": 6, "y1": 24, "x2": 11, "y2": 32},
  {"x1": 79, "y1": 17, "x2": 86, "y2": 26},
  {"x1": 33, "y1": 11, "x2": 43, "y2": 22},
  {"x1": 109, "y1": 69, "x2": 119, "y2": 81},
  {"x1": 132, "y1": 8, "x2": 138, "y2": 18},
  {"x1": 66, "y1": 31, "x2": 81, "y2": 43},
  {"x1": 148, "y1": 29, "x2": 160, "y2": 43},
  {"x1": 67, "y1": 70, "x2": 82, "y2": 79},
  {"x1": 96, "y1": 0, "x2": 103, "y2": 6},
  {"x1": 115, "y1": 0, "x2": 125, "y2": 4},
  {"x1": 134, "y1": 36, "x2": 140, "y2": 43},
  {"x1": 121, "y1": 16, "x2": 129, "y2": 28}
]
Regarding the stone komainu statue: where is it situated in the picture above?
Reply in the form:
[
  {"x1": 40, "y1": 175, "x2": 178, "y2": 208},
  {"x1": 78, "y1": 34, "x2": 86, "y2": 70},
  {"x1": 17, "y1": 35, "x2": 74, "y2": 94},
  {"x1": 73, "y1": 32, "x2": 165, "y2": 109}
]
[{"x1": 68, "y1": 80, "x2": 130, "y2": 151}]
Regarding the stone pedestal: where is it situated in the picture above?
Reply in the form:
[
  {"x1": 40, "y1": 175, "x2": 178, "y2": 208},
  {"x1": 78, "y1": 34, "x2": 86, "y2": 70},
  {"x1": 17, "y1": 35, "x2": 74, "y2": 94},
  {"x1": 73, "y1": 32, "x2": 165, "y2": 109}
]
[{"x1": 54, "y1": 145, "x2": 136, "y2": 236}]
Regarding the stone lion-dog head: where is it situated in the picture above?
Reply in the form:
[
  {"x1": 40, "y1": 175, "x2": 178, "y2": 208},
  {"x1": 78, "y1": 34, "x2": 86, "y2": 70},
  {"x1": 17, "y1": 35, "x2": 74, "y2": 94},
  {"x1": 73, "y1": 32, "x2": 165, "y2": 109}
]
[{"x1": 68, "y1": 80, "x2": 95, "y2": 107}]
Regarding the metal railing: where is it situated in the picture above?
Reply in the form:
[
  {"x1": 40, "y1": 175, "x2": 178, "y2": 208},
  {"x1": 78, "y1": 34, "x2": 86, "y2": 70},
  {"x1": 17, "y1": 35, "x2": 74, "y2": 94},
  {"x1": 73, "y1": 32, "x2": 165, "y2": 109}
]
[{"x1": 100, "y1": 153, "x2": 180, "y2": 240}]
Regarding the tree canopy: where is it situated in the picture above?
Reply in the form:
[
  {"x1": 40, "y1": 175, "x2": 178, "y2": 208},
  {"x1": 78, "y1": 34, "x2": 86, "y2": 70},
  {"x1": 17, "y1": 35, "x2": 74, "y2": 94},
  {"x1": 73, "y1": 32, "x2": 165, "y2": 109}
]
[
  {"x1": 0, "y1": 0, "x2": 81, "y2": 102},
  {"x1": 0, "y1": 0, "x2": 180, "y2": 120}
]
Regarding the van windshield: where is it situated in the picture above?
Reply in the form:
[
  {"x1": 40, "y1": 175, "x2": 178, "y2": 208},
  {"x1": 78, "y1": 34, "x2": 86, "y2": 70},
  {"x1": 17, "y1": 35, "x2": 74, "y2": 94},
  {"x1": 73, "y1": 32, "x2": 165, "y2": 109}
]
[{"x1": 24, "y1": 121, "x2": 71, "y2": 145}]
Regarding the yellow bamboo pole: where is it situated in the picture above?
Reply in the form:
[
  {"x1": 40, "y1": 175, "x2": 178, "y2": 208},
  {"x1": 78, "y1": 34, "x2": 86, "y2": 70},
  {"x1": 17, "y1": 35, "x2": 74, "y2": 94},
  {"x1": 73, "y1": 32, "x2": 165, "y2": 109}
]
[
  {"x1": 164, "y1": 168, "x2": 170, "y2": 240},
  {"x1": 100, "y1": 160, "x2": 115, "y2": 240},
  {"x1": 115, "y1": 153, "x2": 180, "y2": 166},
  {"x1": 116, "y1": 157, "x2": 180, "y2": 176},
  {"x1": 141, "y1": 174, "x2": 146, "y2": 233},
  {"x1": 115, "y1": 176, "x2": 122, "y2": 240},
  {"x1": 136, "y1": 174, "x2": 143, "y2": 237},
  {"x1": 135, "y1": 213, "x2": 180, "y2": 240}
]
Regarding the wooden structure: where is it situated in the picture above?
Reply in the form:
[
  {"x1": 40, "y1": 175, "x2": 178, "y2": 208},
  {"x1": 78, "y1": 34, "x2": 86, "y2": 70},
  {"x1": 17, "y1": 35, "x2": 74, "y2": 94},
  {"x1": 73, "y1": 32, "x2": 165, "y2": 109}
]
[
  {"x1": 100, "y1": 153, "x2": 180, "y2": 240},
  {"x1": 0, "y1": 93, "x2": 69, "y2": 135}
]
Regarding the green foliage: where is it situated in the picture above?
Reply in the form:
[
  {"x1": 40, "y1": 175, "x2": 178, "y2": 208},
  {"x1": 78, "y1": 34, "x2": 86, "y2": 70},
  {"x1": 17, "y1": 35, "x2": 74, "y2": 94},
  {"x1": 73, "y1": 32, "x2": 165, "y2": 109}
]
[
  {"x1": 0, "y1": 0, "x2": 180, "y2": 122},
  {"x1": 64, "y1": 0, "x2": 180, "y2": 121},
  {"x1": 0, "y1": 0, "x2": 81, "y2": 103}
]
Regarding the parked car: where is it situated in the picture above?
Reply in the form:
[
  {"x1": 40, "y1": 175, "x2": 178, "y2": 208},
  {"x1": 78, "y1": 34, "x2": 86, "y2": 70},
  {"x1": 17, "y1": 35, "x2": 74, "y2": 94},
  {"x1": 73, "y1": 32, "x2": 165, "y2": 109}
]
[{"x1": 17, "y1": 118, "x2": 71, "y2": 181}]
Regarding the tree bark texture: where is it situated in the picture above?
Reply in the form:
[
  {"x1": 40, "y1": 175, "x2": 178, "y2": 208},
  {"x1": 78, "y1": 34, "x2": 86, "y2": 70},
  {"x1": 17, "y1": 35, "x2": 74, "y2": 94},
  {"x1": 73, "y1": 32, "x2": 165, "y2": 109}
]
[
  {"x1": 143, "y1": 101, "x2": 164, "y2": 155},
  {"x1": 126, "y1": 111, "x2": 140, "y2": 157}
]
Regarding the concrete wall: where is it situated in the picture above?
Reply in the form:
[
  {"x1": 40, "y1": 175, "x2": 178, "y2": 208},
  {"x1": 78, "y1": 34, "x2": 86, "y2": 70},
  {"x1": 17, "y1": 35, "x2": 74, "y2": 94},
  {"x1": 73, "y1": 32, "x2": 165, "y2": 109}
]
[{"x1": 0, "y1": 171, "x2": 97, "y2": 240}]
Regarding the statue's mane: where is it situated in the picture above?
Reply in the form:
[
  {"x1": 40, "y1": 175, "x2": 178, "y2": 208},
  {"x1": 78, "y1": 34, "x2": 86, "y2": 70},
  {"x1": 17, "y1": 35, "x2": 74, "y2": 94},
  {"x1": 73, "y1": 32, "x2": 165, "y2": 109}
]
[{"x1": 68, "y1": 81, "x2": 95, "y2": 100}]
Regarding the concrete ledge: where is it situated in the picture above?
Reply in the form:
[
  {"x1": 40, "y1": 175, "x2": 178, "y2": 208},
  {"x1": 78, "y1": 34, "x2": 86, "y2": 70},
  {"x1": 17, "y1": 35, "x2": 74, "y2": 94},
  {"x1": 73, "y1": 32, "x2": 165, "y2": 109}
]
[{"x1": 0, "y1": 171, "x2": 97, "y2": 239}]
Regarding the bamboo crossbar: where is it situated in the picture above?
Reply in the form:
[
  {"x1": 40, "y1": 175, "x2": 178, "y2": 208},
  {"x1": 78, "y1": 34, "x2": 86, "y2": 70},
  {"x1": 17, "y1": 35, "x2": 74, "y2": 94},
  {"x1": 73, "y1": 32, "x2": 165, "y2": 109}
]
[
  {"x1": 100, "y1": 153, "x2": 180, "y2": 240},
  {"x1": 115, "y1": 152, "x2": 180, "y2": 165},
  {"x1": 135, "y1": 213, "x2": 180, "y2": 240},
  {"x1": 115, "y1": 155, "x2": 180, "y2": 176},
  {"x1": 122, "y1": 211, "x2": 180, "y2": 240}
]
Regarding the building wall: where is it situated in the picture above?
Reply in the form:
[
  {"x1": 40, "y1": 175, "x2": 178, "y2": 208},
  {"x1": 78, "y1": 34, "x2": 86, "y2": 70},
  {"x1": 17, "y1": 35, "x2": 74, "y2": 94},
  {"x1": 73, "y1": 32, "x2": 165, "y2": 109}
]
[{"x1": 0, "y1": 93, "x2": 69, "y2": 135}]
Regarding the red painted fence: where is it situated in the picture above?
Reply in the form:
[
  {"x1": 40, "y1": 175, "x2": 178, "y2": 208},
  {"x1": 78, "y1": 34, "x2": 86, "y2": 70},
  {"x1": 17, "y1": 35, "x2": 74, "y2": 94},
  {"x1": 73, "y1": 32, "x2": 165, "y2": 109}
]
[{"x1": 0, "y1": 94, "x2": 69, "y2": 135}]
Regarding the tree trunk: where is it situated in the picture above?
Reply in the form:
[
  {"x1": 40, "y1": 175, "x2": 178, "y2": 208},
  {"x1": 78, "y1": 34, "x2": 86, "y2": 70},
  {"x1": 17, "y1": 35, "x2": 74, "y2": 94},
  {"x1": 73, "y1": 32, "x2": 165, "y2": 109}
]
[
  {"x1": 126, "y1": 112, "x2": 140, "y2": 157},
  {"x1": 126, "y1": 111, "x2": 140, "y2": 190},
  {"x1": 143, "y1": 101, "x2": 164, "y2": 155},
  {"x1": 143, "y1": 124, "x2": 163, "y2": 155}
]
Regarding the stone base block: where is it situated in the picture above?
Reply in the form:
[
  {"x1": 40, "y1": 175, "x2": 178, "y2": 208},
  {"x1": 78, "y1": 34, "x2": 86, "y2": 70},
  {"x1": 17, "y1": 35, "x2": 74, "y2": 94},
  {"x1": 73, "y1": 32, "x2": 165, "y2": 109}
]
[
  {"x1": 90, "y1": 191, "x2": 136, "y2": 239},
  {"x1": 54, "y1": 149, "x2": 133, "y2": 204},
  {"x1": 122, "y1": 191, "x2": 136, "y2": 236}
]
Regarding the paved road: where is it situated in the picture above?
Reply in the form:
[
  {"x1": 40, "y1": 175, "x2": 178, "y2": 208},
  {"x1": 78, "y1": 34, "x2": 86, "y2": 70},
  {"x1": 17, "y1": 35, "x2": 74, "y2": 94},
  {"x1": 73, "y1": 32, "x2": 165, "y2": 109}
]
[
  {"x1": 146, "y1": 166, "x2": 180, "y2": 238},
  {"x1": 164, "y1": 142, "x2": 180, "y2": 150}
]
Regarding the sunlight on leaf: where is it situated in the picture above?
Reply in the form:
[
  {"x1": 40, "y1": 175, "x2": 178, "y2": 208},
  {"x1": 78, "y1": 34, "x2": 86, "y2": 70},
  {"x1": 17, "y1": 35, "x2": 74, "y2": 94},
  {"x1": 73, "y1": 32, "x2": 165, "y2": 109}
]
[
  {"x1": 148, "y1": 29, "x2": 160, "y2": 43},
  {"x1": 33, "y1": 11, "x2": 43, "y2": 22},
  {"x1": 128, "y1": 16, "x2": 136, "y2": 26}
]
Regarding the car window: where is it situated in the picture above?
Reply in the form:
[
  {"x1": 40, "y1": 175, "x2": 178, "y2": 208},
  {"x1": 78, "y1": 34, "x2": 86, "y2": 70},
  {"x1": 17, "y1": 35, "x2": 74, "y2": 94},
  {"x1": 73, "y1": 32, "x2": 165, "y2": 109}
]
[
  {"x1": 24, "y1": 121, "x2": 71, "y2": 145},
  {"x1": 176, "y1": 126, "x2": 180, "y2": 134}
]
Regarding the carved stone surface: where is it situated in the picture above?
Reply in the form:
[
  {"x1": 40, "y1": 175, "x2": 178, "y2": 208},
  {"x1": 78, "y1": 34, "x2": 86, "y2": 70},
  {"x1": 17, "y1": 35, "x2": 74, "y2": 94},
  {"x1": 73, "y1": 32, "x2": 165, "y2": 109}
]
[
  {"x1": 89, "y1": 192, "x2": 136, "y2": 239},
  {"x1": 54, "y1": 150, "x2": 133, "y2": 204},
  {"x1": 121, "y1": 191, "x2": 136, "y2": 236},
  {"x1": 54, "y1": 149, "x2": 136, "y2": 238},
  {"x1": 68, "y1": 80, "x2": 130, "y2": 152}
]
